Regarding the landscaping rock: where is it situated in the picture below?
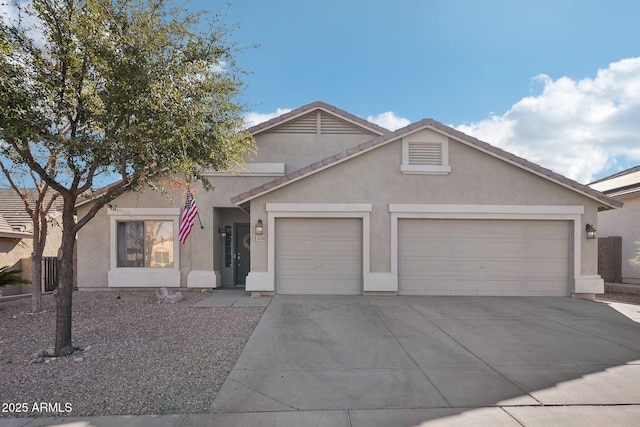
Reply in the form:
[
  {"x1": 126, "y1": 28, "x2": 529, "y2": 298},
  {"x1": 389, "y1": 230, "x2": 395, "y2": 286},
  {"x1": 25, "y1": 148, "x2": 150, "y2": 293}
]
[
  {"x1": 30, "y1": 356, "x2": 44, "y2": 364},
  {"x1": 155, "y1": 287, "x2": 184, "y2": 304}
]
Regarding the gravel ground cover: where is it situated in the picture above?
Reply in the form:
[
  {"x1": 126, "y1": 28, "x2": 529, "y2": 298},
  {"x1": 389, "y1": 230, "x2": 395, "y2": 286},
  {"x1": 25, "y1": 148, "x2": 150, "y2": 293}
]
[{"x1": 0, "y1": 291, "x2": 265, "y2": 418}]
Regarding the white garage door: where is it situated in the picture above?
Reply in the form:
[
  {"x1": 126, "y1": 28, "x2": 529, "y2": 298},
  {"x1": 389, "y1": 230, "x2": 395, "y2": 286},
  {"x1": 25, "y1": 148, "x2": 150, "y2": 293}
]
[
  {"x1": 398, "y1": 219, "x2": 570, "y2": 296},
  {"x1": 276, "y1": 218, "x2": 362, "y2": 294}
]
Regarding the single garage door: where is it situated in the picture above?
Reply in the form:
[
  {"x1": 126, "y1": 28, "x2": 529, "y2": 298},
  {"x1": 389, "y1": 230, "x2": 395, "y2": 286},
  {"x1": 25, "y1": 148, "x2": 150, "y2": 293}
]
[
  {"x1": 398, "y1": 219, "x2": 570, "y2": 296},
  {"x1": 276, "y1": 218, "x2": 362, "y2": 294}
]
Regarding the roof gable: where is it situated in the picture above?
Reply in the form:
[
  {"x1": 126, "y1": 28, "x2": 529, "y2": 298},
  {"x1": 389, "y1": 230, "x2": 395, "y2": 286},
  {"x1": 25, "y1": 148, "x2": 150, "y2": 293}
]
[
  {"x1": 232, "y1": 115, "x2": 621, "y2": 210},
  {"x1": 589, "y1": 166, "x2": 640, "y2": 197},
  {"x1": 248, "y1": 101, "x2": 388, "y2": 137}
]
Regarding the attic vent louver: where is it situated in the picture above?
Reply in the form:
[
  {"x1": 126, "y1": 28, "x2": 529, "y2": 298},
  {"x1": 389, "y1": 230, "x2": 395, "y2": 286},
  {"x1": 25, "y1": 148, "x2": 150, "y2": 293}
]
[
  {"x1": 270, "y1": 110, "x2": 372, "y2": 135},
  {"x1": 408, "y1": 142, "x2": 442, "y2": 165},
  {"x1": 272, "y1": 111, "x2": 317, "y2": 134},
  {"x1": 320, "y1": 112, "x2": 365, "y2": 134}
]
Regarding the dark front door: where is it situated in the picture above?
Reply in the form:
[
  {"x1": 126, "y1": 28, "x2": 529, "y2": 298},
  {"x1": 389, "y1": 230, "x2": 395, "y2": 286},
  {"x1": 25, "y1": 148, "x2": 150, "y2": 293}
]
[{"x1": 234, "y1": 223, "x2": 250, "y2": 286}]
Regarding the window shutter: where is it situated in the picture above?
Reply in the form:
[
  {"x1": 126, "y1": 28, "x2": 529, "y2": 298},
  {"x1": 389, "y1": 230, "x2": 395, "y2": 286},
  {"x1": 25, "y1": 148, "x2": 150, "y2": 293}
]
[{"x1": 408, "y1": 142, "x2": 442, "y2": 166}]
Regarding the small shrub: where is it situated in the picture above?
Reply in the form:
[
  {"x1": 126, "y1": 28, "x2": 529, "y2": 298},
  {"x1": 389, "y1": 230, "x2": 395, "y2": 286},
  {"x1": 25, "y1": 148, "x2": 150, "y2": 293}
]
[{"x1": 0, "y1": 266, "x2": 31, "y2": 287}]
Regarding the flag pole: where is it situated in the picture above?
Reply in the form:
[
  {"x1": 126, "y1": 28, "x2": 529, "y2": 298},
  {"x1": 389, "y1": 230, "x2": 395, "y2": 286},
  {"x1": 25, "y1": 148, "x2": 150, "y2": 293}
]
[
  {"x1": 196, "y1": 211, "x2": 204, "y2": 229},
  {"x1": 188, "y1": 186, "x2": 203, "y2": 229}
]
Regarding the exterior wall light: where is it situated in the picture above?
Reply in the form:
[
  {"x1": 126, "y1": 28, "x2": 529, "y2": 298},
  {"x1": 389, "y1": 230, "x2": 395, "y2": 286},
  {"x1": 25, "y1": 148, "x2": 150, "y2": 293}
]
[
  {"x1": 218, "y1": 226, "x2": 232, "y2": 239},
  {"x1": 585, "y1": 224, "x2": 597, "y2": 239},
  {"x1": 255, "y1": 219, "x2": 264, "y2": 235}
]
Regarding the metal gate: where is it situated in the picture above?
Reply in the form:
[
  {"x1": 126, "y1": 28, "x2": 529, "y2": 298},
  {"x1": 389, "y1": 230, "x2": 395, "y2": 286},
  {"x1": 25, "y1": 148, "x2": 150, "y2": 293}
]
[{"x1": 42, "y1": 257, "x2": 58, "y2": 292}]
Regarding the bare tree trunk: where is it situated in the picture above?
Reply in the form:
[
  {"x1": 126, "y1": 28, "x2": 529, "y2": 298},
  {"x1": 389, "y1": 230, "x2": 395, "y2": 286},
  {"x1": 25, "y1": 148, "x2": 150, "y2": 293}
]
[
  {"x1": 31, "y1": 252, "x2": 43, "y2": 313},
  {"x1": 30, "y1": 211, "x2": 44, "y2": 313},
  {"x1": 54, "y1": 207, "x2": 76, "y2": 356}
]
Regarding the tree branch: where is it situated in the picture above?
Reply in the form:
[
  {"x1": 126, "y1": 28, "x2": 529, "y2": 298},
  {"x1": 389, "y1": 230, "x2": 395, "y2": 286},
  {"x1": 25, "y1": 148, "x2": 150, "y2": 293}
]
[
  {"x1": 74, "y1": 178, "x2": 136, "y2": 232},
  {"x1": 0, "y1": 162, "x2": 34, "y2": 218},
  {"x1": 7, "y1": 139, "x2": 67, "y2": 196}
]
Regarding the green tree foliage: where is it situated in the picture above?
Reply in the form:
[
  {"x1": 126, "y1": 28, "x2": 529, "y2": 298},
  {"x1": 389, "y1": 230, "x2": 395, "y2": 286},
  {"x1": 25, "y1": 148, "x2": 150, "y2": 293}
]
[{"x1": 0, "y1": 0, "x2": 255, "y2": 355}]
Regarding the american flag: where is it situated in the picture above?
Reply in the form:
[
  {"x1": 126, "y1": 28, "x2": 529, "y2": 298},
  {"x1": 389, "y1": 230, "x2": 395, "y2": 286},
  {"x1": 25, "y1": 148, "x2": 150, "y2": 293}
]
[{"x1": 178, "y1": 191, "x2": 198, "y2": 244}]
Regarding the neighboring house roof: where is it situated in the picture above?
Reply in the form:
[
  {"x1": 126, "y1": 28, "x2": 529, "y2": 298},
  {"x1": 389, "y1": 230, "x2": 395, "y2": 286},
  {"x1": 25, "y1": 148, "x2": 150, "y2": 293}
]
[
  {"x1": 0, "y1": 188, "x2": 63, "y2": 238},
  {"x1": 232, "y1": 117, "x2": 622, "y2": 210},
  {"x1": 0, "y1": 213, "x2": 27, "y2": 238},
  {"x1": 589, "y1": 165, "x2": 640, "y2": 198},
  {"x1": 247, "y1": 101, "x2": 390, "y2": 136}
]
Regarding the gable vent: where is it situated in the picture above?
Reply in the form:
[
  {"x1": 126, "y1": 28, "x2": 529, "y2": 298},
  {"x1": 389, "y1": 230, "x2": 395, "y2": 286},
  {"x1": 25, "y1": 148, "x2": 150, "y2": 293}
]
[
  {"x1": 408, "y1": 142, "x2": 442, "y2": 165},
  {"x1": 270, "y1": 110, "x2": 373, "y2": 135},
  {"x1": 272, "y1": 112, "x2": 318, "y2": 134},
  {"x1": 320, "y1": 112, "x2": 368, "y2": 134}
]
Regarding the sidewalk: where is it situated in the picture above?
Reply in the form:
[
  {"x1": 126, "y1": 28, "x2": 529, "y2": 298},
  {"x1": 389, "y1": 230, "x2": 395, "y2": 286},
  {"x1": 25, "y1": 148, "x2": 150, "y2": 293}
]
[{"x1": 6, "y1": 405, "x2": 640, "y2": 427}]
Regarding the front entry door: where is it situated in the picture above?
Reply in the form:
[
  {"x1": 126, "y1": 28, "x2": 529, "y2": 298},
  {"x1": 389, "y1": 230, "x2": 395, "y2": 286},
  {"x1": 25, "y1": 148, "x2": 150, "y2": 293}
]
[{"x1": 234, "y1": 223, "x2": 250, "y2": 286}]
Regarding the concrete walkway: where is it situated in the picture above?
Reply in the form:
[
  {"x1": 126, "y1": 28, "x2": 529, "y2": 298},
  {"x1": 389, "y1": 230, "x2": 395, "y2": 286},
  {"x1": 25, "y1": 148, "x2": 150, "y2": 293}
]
[
  {"x1": 5, "y1": 296, "x2": 640, "y2": 427},
  {"x1": 192, "y1": 288, "x2": 271, "y2": 308}
]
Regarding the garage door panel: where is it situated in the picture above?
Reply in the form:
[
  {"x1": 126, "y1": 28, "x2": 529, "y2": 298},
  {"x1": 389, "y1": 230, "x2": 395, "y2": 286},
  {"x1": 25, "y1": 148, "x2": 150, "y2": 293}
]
[
  {"x1": 399, "y1": 219, "x2": 569, "y2": 296},
  {"x1": 276, "y1": 218, "x2": 362, "y2": 295}
]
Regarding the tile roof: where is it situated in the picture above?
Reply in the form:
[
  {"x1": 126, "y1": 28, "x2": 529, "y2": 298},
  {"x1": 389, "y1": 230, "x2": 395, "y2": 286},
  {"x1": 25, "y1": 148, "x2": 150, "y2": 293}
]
[
  {"x1": 246, "y1": 101, "x2": 390, "y2": 136},
  {"x1": 0, "y1": 214, "x2": 15, "y2": 234},
  {"x1": 589, "y1": 165, "x2": 640, "y2": 196},
  {"x1": 0, "y1": 188, "x2": 63, "y2": 237},
  {"x1": 232, "y1": 117, "x2": 622, "y2": 210}
]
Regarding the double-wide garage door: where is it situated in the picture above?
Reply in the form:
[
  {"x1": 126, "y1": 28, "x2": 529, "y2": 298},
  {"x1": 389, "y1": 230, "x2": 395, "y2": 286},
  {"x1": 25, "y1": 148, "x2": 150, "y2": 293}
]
[
  {"x1": 398, "y1": 219, "x2": 570, "y2": 296},
  {"x1": 276, "y1": 218, "x2": 362, "y2": 294},
  {"x1": 274, "y1": 217, "x2": 570, "y2": 296}
]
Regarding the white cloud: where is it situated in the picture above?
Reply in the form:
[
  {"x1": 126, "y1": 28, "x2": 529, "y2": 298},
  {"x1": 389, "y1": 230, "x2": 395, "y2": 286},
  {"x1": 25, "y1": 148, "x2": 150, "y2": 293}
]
[
  {"x1": 456, "y1": 57, "x2": 640, "y2": 183},
  {"x1": 367, "y1": 111, "x2": 411, "y2": 131},
  {"x1": 244, "y1": 108, "x2": 293, "y2": 128},
  {"x1": 1, "y1": 0, "x2": 46, "y2": 49}
]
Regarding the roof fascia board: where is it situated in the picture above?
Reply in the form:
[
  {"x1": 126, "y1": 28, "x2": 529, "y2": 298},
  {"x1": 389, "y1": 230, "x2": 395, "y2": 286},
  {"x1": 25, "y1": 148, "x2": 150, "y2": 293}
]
[
  {"x1": 0, "y1": 230, "x2": 33, "y2": 239},
  {"x1": 605, "y1": 186, "x2": 640, "y2": 199}
]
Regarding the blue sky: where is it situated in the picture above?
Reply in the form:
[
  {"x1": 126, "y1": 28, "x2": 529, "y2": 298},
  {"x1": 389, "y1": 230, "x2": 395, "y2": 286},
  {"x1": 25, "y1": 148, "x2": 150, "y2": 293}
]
[
  {"x1": 209, "y1": 0, "x2": 640, "y2": 184},
  {"x1": 2, "y1": 0, "x2": 639, "y2": 185}
]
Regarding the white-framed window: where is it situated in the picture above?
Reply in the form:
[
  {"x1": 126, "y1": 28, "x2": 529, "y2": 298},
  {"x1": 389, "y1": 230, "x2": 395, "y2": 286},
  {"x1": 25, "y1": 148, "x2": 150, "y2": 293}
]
[
  {"x1": 107, "y1": 208, "x2": 181, "y2": 287},
  {"x1": 116, "y1": 220, "x2": 174, "y2": 268},
  {"x1": 401, "y1": 130, "x2": 451, "y2": 175}
]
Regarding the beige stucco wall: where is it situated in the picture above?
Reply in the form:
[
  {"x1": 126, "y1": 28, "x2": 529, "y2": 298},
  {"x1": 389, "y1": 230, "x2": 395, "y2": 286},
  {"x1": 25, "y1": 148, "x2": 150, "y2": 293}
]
[
  {"x1": 77, "y1": 190, "x2": 170, "y2": 288},
  {"x1": 254, "y1": 132, "x2": 378, "y2": 173},
  {"x1": 0, "y1": 219, "x2": 63, "y2": 270},
  {"x1": 75, "y1": 122, "x2": 606, "y2": 293},
  {"x1": 76, "y1": 125, "x2": 380, "y2": 289},
  {"x1": 249, "y1": 135, "x2": 603, "y2": 286},
  {"x1": 76, "y1": 183, "x2": 253, "y2": 288},
  {"x1": 597, "y1": 192, "x2": 640, "y2": 284}
]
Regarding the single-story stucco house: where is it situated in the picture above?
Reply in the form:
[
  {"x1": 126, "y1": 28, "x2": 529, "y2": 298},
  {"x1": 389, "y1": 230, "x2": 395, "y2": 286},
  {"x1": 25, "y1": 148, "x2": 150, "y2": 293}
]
[
  {"x1": 76, "y1": 102, "x2": 621, "y2": 299},
  {"x1": 590, "y1": 166, "x2": 640, "y2": 284}
]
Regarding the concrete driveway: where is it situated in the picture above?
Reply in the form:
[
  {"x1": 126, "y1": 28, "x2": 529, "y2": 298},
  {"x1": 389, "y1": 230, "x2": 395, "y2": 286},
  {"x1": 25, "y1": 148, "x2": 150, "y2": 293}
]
[{"x1": 202, "y1": 295, "x2": 640, "y2": 426}]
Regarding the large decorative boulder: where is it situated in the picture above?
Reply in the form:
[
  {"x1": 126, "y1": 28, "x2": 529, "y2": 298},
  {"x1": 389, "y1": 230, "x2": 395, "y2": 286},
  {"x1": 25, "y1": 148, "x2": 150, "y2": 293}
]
[{"x1": 155, "y1": 287, "x2": 183, "y2": 304}]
